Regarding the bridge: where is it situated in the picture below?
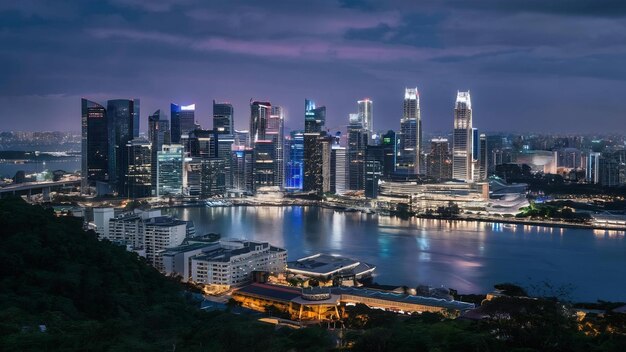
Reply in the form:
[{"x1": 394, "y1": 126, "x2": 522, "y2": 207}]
[{"x1": 0, "y1": 179, "x2": 81, "y2": 200}]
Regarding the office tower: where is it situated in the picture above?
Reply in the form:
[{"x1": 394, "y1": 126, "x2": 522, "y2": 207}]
[
  {"x1": 184, "y1": 157, "x2": 202, "y2": 196},
  {"x1": 304, "y1": 99, "x2": 326, "y2": 133},
  {"x1": 452, "y1": 91, "x2": 473, "y2": 182},
  {"x1": 216, "y1": 134, "x2": 234, "y2": 190},
  {"x1": 398, "y1": 88, "x2": 421, "y2": 175},
  {"x1": 472, "y1": 128, "x2": 480, "y2": 181},
  {"x1": 427, "y1": 138, "x2": 452, "y2": 180},
  {"x1": 232, "y1": 147, "x2": 254, "y2": 193},
  {"x1": 365, "y1": 159, "x2": 382, "y2": 198},
  {"x1": 379, "y1": 130, "x2": 397, "y2": 177},
  {"x1": 250, "y1": 100, "x2": 271, "y2": 145},
  {"x1": 213, "y1": 100, "x2": 234, "y2": 134},
  {"x1": 321, "y1": 136, "x2": 333, "y2": 193},
  {"x1": 156, "y1": 144, "x2": 184, "y2": 196},
  {"x1": 107, "y1": 99, "x2": 140, "y2": 195},
  {"x1": 201, "y1": 158, "x2": 226, "y2": 197},
  {"x1": 253, "y1": 140, "x2": 276, "y2": 191},
  {"x1": 357, "y1": 98, "x2": 373, "y2": 133},
  {"x1": 171, "y1": 103, "x2": 196, "y2": 144},
  {"x1": 125, "y1": 138, "x2": 152, "y2": 198},
  {"x1": 234, "y1": 130, "x2": 249, "y2": 148},
  {"x1": 479, "y1": 134, "x2": 488, "y2": 181},
  {"x1": 81, "y1": 99, "x2": 108, "y2": 192},
  {"x1": 347, "y1": 114, "x2": 368, "y2": 191},
  {"x1": 303, "y1": 99, "x2": 328, "y2": 193},
  {"x1": 268, "y1": 105, "x2": 285, "y2": 189},
  {"x1": 586, "y1": 152, "x2": 601, "y2": 184},
  {"x1": 331, "y1": 139, "x2": 347, "y2": 194},
  {"x1": 148, "y1": 110, "x2": 170, "y2": 195},
  {"x1": 285, "y1": 131, "x2": 304, "y2": 190}
]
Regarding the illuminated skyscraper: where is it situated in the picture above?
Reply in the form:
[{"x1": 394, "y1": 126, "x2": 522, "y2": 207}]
[
  {"x1": 357, "y1": 98, "x2": 373, "y2": 133},
  {"x1": 107, "y1": 98, "x2": 140, "y2": 195},
  {"x1": 452, "y1": 91, "x2": 473, "y2": 182},
  {"x1": 171, "y1": 103, "x2": 195, "y2": 144},
  {"x1": 157, "y1": 144, "x2": 184, "y2": 196},
  {"x1": 125, "y1": 138, "x2": 152, "y2": 198},
  {"x1": 250, "y1": 100, "x2": 271, "y2": 145},
  {"x1": 149, "y1": 110, "x2": 170, "y2": 195},
  {"x1": 347, "y1": 114, "x2": 367, "y2": 191},
  {"x1": 213, "y1": 100, "x2": 234, "y2": 134},
  {"x1": 268, "y1": 105, "x2": 285, "y2": 189},
  {"x1": 427, "y1": 138, "x2": 452, "y2": 180},
  {"x1": 398, "y1": 88, "x2": 421, "y2": 174},
  {"x1": 81, "y1": 98, "x2": 108, "y2": 193},
  {"x1": 285, "y1": 131, "x2": 304, "y2": 190},
  {"x1": 303, "y1": 99, "x2": 329, "y2": 193}
]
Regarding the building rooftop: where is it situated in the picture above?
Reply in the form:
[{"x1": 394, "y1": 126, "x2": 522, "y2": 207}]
[
  {"x1": 287, "y1": 253, "x2": 375, "y2": 277},
  {"x1": 192, "y1": 240, "x2": 286, "y2": 263},
  {"x1": 236, "y1": 283, "x2": 301, "y2": 302},
  {"x1": 333, "y1": 287, "x2": 475, "y2": 311}
]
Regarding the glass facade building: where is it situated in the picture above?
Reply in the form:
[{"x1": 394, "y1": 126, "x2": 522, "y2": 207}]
[{"x1": 157, "y1": 144, "x2": 184, "y2": 196}]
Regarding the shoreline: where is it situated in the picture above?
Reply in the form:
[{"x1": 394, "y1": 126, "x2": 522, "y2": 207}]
[{"x1": 158, "y1": 199, "x2": 626, "y2": 232}]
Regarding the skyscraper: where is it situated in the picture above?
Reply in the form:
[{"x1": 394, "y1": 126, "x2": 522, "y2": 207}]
[
  {"x1": 452, "y1": 91, "x2": 473, "y2": 182},
  {"x1": 157, "y1": 144, "x2": 184, "y2": 196},
  {"x1": 213, "y1": 100, "x2": 234, "y2": 134},
  {"x1": 171, "y1": 103, "x2": 196, "y2": 144},
  {"x1": 125, "y1": 138, "x2": 152, "y2": 198},
  {"x1": 427, "y1": 138, "x2": 452, "y2": 180},
  {"x1": 81, "y1": 99, "x2": 108, "y2": 193},
  {"x1": 357, "y1": 98, "x2": 373, "y2": 133},
  {"x1": 149, "y1": 110, "x2": 170, "y2": 195},
  {"x1": 304, "y1": 99, "x2": 325, "y2": 133},
  {"x1": 398, "y1": 88, "x2": 421, "y2": 175},
  {"x1": 331, "y1": 138, "x2": 347, "y2": 194},
  {"x1": 268, "y1": 105, "x2": 285, "y2": 189},
  {"x1": 347, "y1": 114, "x2": 367, "y2": 191},
  {"x1": 303, "y1": 99, "x2": 328, "y2": 193},
  {"x1": 479, "y1": 133, "x2": 488, "y2": 181},
  {"x1": 250, "y1": 100, "x2": 271, "y2": 145},
  {"x1": 107, "y1": 99, "x2": 140, "y2": 195},
  {"x1": 285, "y1": 131, "x2": 304, "y2": 190}
]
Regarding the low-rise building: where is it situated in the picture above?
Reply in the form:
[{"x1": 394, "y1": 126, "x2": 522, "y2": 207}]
[
  {"x1": 190, "y1": 240, "x2": 287, "y2": 287},
  {"x1": 232, "y1": 283, "x2": 475, "y2": 322},
  {"x1": 286, "y1": 253, "x2": 376, "y2": 286}
]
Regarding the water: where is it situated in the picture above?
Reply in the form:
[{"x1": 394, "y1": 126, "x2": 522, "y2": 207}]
[
  {"x1": 167, "y1": 206, "x2": 626, "y2": 302},
  {"x1": 0, "y1": 158, "x2": 81, "y2": 178}
]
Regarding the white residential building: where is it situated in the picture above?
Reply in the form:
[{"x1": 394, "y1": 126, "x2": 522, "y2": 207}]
[{"x1": 190, "y1": 240, "x2": 287, "y2": 287}]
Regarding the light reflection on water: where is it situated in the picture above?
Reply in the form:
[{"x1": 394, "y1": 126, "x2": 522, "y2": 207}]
[{"x1": 168, "y1": 206, "x2": 626, "y2": 301}]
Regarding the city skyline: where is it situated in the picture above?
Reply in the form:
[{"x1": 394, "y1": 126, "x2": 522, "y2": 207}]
[{"x1": 2, "y1": 1, "x2": 626, "y2": 133}]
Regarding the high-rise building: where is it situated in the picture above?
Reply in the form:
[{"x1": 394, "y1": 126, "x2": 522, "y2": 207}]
[
  {"x1": 201, "y1": 158, "x2": 226, "y2": 197},
  {"x1": 364, "y1": 159, "x2": 382, "y2": 198},
  {"x1": 427, "y1": 138, "x2": 452, "y2": 180},
  {"x1": 125, "y1": 138, "x2": 152, "y2": 198},
  {"x1": 149, "y1": 110, "x2": 170, "y2": 195},
  {"x1": 479, "y1": 134, "x2": 488, "y2": 181},
  {"x1": 357, "y1": 98, "x2": 373, "y2": 133},
  {"x1": 157, "y1": 144, "x2": 184, "y2": 196},
  {"x1": 331, "y1": 137, "x2": 347, "y2": 194},
  {"x1": 232, "y1": 147, "x2": 254, "y2": 193},
  {"x1": 452, "y1": 91, "x2": 473, "y2": 182},
  {"x1": 347, "y1": 115, "x2": 368, "y2": 191},
  {"x1": 285, "y1": 131, "x2": 304, "y2": 190},
  {"x1": 213, "y1": 100, "x2": 234, "y2": 135},
  {"x1": 250, "y1": 101, "x2": 271, "y2": 145},
  {"x1": 171, "y1": 103, "x2": 196, "y2": 144},
  {"x1": 253, "y1": 140, "x2": 276, "y2": 191},
  {"x1": 107, "y1": 99, "x2": 140, "y2": 195},
  {"x1": 398, "y1": 88, "x2": 421, "y2": 175},
  {"x1": 303, "y1": 99, "x2": 328, "y2": 193},
  {"x1": 81, "y1": 99, "x2": 108, "y2": 192},
  {"x1": 268, "y1": 105, "x2": 285, "y2": 189},
  {"x1": 304, "y1": 99, "x2": 326, "y2": 133},
  {"x1": 234, "y1": 130, "x2": 249, "y2": 148},
  {"x1": 586, "y1": 152, "x2": 601, "y2": 184}
]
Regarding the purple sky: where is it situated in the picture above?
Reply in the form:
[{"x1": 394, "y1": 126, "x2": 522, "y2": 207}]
[{"x1": 1, "y1": 0, "x2": 626, "y2": 134}]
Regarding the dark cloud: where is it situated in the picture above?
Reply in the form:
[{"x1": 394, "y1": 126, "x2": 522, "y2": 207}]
[
  {"x1": 443, "y1": 0, "x2": 626, "y2": 18},
  {"x1": 0, "y1": 0, "x2": 624, "y2": 134}
]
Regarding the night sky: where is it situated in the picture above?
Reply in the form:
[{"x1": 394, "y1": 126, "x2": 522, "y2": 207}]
[{"x1": 1, "y1": 0, "x2": 625, "y2": 134}]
